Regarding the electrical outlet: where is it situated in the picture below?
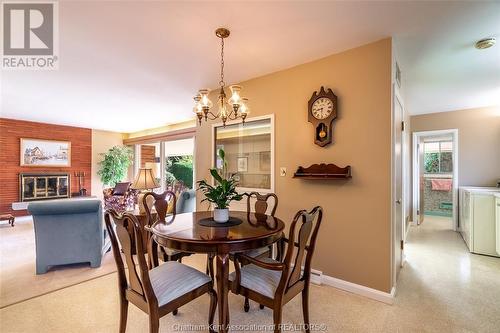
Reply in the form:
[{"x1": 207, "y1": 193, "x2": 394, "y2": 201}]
[{"x1": 280, "y1": 167, "x2": 287, "y2": 177}]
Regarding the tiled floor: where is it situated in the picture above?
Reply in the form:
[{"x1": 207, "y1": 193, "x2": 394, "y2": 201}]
[{"x1": 0, "y1": 215, "x2": 499, "y2": 332}]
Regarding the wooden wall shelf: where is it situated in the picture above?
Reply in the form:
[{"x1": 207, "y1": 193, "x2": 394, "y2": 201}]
[{"x1": 293, "y1": 163, "x2": 351, "y2": 179}]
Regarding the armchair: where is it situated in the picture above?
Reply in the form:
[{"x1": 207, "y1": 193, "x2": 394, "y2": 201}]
[
  {"x1": 28, "y1": 199, "x2": 104, "y2": 274},
  {"x1": 176, "y1": 189, "x2": 196, "y2": 214},
  {"x1": 103, "y1": 182, "x2": 138, "y2": 213}
]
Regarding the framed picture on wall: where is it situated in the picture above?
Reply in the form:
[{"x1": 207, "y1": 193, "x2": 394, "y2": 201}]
[
  {"x1": 237, "y1": 157, "x2": 248, "y2": 172},
  {"x1": 20, "y1": 138, "x2": 71, "y2": 167}
]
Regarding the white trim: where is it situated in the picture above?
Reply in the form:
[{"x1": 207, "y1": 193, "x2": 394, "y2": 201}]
[
  {"x1": 322, "y1": 274, "x2": 396, "y2": 305},
  {"x1": 404, "y1": 219, "x2": 412, "y2": 241},
  {"x1": 211, "y1": 114, "x2": 275, "y2": 193},
  {"x1": 411, "y1": 129, "x2": 459, "y2": 230},
  {"x1": 192, "y1": 135, "x2": 197, "y2": 212},
  {"x1": 160, "y1": 142, "x2": 166, "y2": 192}
]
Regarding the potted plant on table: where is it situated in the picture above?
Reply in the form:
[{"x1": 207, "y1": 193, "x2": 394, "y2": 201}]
[{"x1": 197, "y1": 149, "x2": 243, "y2": 223}]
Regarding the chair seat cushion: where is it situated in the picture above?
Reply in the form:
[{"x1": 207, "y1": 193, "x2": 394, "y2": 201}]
[
  {"x1": 244, "y1": 246, "x2": 270, "y2": 258},
  {"x1": 229, "y1": 258, "x2": 282, "y2": 299},
  {"x1": 149, "y1": 261, "x2": 211, "y2": 307}
]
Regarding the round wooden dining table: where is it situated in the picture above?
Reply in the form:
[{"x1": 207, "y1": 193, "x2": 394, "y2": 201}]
[{"x1": 148, "y1": 210, "x2": 285, "y2": 333}]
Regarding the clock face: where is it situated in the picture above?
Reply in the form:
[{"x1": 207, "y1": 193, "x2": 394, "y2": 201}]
[{"x1": 311, "y1": 97, "x2": 334, "y2": 120}]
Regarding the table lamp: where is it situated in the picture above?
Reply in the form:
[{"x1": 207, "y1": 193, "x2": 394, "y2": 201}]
[{"x1": 131, "y1": 168, "x2": 160, "y2": 214}]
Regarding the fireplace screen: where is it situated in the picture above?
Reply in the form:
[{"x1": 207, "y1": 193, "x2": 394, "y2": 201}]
[{"x1": 20, "y1": 173, "x2": 70, "y2": 202}]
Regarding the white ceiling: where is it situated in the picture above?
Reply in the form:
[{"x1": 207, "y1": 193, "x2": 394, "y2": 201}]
[{"x1": 1, "y1": 1, "x2": 499, "y2": 132}]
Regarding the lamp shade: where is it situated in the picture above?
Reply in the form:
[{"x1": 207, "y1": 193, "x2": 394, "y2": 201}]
[{"x1": 131, "y1": 168, "x2": 159, "y2": 190}]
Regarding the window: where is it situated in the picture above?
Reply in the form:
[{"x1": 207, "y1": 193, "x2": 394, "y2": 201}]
[
  {"x1": 424, "y1": 141, "x2": 453, "y2": 173},
  {"x1": 213, "y1": 116, "x2": 274, "y2": 192},
  {"x1": 164, "y1": 138, "x2": 194, "y2": 190},
  {"x1": 133, "y1": 137, "x2": 194, "y2": 193}
]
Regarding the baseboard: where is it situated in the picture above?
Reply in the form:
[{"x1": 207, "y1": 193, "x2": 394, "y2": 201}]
[{"x1": 321, "y1": 274, "x2": 395, "y2": 304}]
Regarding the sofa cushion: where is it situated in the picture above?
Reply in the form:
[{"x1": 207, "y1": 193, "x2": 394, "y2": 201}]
[{"x1": 112, "y1": 182, "x2": 131, "y2": 196}]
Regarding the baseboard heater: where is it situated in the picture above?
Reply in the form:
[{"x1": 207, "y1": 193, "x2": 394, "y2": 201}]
[{"x1": 293, "y1": 265, "x2": 323, "y2": 285}]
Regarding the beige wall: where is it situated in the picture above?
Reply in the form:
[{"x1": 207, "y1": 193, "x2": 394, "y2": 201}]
[
  {"x1": 91, "y1": 129, "x2": 125, "y2": 199},
  {"x1": 195, "y1": 39, "x2": 393, "y2": 292},
  {"x1": 411, "y1": 107, "x2": 500, "y2": 188}
]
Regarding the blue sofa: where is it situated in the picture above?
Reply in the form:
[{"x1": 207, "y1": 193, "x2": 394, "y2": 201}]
[
  {"x1": 176, "y1": 189, "x2": 196, "y2": 214},
  {"x1": 28, "y1": 199, "x2": 104, "y2": 274}
]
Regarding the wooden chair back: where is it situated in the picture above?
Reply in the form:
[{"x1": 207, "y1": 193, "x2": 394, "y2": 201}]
[
  {"x1": 280, "y1": 206, "x2": 323, "y2": 291},
  {"x1": 144, "y1": 190, "x2": 177, "y2": 225},
  {"x1": 104, "y1": 210, "x2": 156, "y2": 305},
  {"x1": 245, "y1": 192, "x2": 278, "y2": 217}
]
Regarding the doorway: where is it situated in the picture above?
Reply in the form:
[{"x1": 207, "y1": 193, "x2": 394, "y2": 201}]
[{"x1": 412, "y1": 130, "x2": 458, "y2": 230}]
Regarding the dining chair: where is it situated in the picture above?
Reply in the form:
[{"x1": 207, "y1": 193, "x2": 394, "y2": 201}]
[
  {"x1": 104, "y1": 209, "x2": 217, "y2": 333},
  {"x1": 143, "y1": 191, "x2": 193, "y2": 263},
  {"x1": 229, "y1": 206, "x2": 323, "y2": 333},
  {"x1": 241, "y1": 192, "x2": 279, "y2": 311},
  {"x1": 242, "y1": 192, "x2": 279, "y2": 259},
  {"x1": 206, "y1": 191, "x2": 279, "y2": 311}
]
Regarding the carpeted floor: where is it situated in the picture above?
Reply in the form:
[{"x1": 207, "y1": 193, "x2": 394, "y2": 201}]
[
  {"x1": 1, "y1": 216, "x2": 499, "y2": 332},
  {"x1": 0, "y1": 216, "x2": 117, "y2": 308}
]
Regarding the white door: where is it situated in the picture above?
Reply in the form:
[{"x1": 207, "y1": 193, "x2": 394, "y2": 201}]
[
  {"x1": 394, "y1": 90, "x2": 404, "y2": 276},
  {"x1": 496, "y1": 197, "x2": 500, "y2": 255},
  {"x1": 418, "y1": 140, "x2": 425, "y2": 225}
]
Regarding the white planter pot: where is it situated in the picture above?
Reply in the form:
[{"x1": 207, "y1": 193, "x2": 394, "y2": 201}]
[{"x1": 213, "y1": 208, "x2": 229, "y2": 223}]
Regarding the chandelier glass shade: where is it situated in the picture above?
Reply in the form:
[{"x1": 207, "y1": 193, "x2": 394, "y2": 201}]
[{"x1": 193, "y1": 28, "x2": 249, "y2": 126}]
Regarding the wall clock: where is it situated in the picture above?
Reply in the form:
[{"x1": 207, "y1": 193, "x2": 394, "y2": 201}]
[{"x1": 307, "y1": 86, "x2": 337, "y2": 147}]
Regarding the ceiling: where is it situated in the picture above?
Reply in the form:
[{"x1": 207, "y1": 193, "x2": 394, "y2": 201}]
[{"x1": 1, "y1": 1, "x2": 499, "y2": 132}]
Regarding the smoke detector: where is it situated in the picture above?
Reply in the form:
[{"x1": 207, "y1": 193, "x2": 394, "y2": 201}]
[{"x1": 475, "y1": 37, "x2": 496, "y2": 49}]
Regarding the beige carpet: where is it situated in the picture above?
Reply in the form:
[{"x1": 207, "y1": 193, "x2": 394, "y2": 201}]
[
  {"x1": 1, "y1": 216, "x2": 500, "y2": 332},
  {"x1": 0, "y1": 216, "x2": 117, "y2": 308}
]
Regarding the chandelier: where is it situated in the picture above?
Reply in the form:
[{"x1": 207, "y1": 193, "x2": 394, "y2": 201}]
[{"x1": 193, "y1": 28, "x2": 249, "y2": 126}]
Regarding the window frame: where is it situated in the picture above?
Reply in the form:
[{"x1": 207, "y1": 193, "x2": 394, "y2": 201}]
[
  {"x1": 211, "y1": 114, "x2": 275, "y2": 194},
  {"x1": 423, "y1": 140, "x2": 453, "y2": 174},
  {"x1": 131, "y1": 137, "x2": 195, "y2": 192}
]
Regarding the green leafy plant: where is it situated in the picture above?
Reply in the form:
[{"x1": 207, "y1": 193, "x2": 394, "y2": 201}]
[
  {"x1": 424, "y1": 152, "x2": 440, "y2": 173},
  {"x1": 164, "y1": 170, "x2": 177, "y2": 187},
  {"x1": 165, "y1": 155, "x2": 194, "y2": 188},
  {"x1": 170, "y1": 157, "x2": 193, "y2": 188},
  {"x1": 197, "y1": 149, "x2": 243, "y2": 209},
  {"x1": 97, "y1": 146, "x2": 133, "y2": 187}
]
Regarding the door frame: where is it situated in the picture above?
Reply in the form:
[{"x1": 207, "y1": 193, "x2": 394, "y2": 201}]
[{"x1": 412, "y1": 129, "x2": 459, "y2": 230}]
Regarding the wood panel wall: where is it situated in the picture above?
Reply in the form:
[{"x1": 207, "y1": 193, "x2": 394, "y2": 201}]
[
  {"x1": 0, "y1": 118, "x2": 92, "y2": 216},
  {"x1": 140, "y1": 145, "x2": 156, "y2": 168}
]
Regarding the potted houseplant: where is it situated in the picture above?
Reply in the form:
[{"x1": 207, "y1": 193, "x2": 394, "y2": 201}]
[
  {"x1": 97, "y1": 146, "x2": 133, "y2": 187},
  {"x1": 197, "y1": 149, "x2": 243, "y2": 223}
]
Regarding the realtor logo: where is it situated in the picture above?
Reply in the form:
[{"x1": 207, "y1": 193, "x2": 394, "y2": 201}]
[{"x1": 2, "y1": 1, "x2": 59, "y2": 69}]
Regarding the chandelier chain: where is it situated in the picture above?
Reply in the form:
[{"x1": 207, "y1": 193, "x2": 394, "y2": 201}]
[{"x1": 219, "y1": 36, "x2": 225, "y2": 88}]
